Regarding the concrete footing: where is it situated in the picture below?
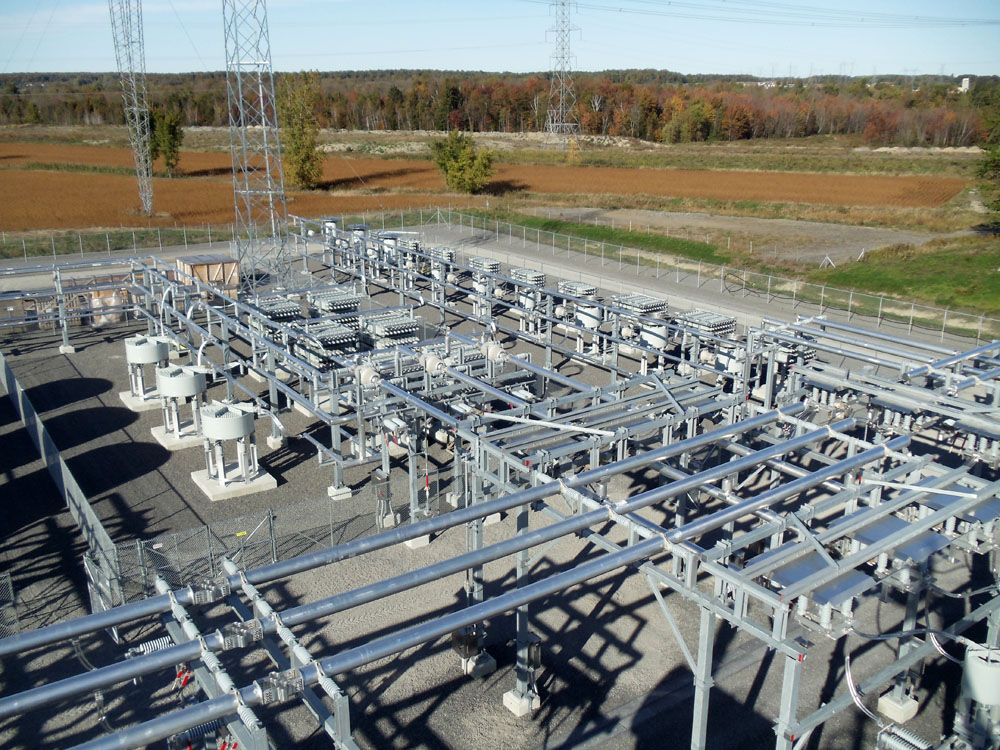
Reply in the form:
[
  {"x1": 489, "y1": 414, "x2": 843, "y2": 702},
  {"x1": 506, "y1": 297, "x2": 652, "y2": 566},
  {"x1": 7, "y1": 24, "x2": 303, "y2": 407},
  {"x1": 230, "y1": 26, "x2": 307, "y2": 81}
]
[
  {"x1": 503, "y1": 689, "x2": 541, "y2": 717},
  {"x1": 877, "y1": 691, "x2": 919, "y2": 723},
  {"x1": 249, "y1": 368, "x2": 291, "y2": 383},
  {"x1": 58, "y1": 345, "x2": 76, "y2": 355},
  {"x1": 118, "y1": 391, "x2": 162, "y2": 412},
  {"x1": 327, "y1": 486, "x2": 352, "y2": 501},
  {"x1": 404, "y1": 534, "x2": 431, "y2": 549},
  {"x1": 150, "y1": 425, "x2": 203, "y2": 451},
  {"x1": 380, "y1": 512, "x2": 400, "y2": 528},
  {"x1": 483, "y1": 512, "x2": 503, "y2": 526},
  {"x1": 266, "y1": 435, "x2": 287, "y2": 450},
  {"x1": 461, "y1": 651, "x2": 496, "y2": 679},
  {"x1": 191, "y1": 467, "x2": 277, "y2": 501}
]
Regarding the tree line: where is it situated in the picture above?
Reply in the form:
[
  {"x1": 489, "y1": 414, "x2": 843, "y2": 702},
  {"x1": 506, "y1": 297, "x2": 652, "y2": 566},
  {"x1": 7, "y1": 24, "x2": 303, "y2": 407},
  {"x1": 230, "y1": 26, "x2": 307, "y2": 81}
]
[{"x1": 2, "y1": 70, "x2": 997, "y2": 148}]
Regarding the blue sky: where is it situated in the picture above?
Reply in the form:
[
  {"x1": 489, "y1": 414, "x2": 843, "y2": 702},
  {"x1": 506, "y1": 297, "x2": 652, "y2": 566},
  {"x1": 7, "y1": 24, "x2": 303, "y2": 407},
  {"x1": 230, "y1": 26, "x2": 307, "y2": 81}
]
[{"x1": 2, "y1": 0, "x2": 999, "y2": 77}]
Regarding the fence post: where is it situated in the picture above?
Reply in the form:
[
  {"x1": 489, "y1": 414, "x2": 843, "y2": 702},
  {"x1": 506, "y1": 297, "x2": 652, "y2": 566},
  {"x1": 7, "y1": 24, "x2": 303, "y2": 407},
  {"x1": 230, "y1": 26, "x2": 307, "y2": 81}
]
[
  {"x1": 720, "y1": 266, "x2": 725, "y2": 292},
  {"x1": 157, "y1": 227, "x2": 162, "y2": 251},
  {"x1": 848, "y1": 290, "x2": 853, "y2": 320},
  {"x1": 766, "y1": 275, "x2": 771, "y2": 302},
  {"x1": 941, "y1": 309, "x2": 948, "y2": 341},
  {"x1": 908, "y1": 302, "x2": 915, "y2": 333},
  {"x1": 742, "y1": 270, "x2": 747, "y2": 297},
  {"x1": 79, "y1": 234, "x2": 84, "y2": 256},
  {"x1": 820, "y1": 285, "x2": 825, "y2": 312},
  {"x1": 877, "y1": 296, "x2": 883, "y2": 328},
  {"x1": 697, "y1": 261, "x2": 701, "y2": 288},
  {"x1": 183, "y1": 227, "x2": 187, "y2": 248},
  {"x1": 208, "y1": 225, "x2": 212, "y2": 247},
  {"x1": 51, "y1": 235, "x2": 56, "y2": 259},
  {"x1": 977, "y1": 315, "x2": 984, "y2": 344},
  {"x1": 270, "y1": 509, "x2": 278, "y2": 563}
]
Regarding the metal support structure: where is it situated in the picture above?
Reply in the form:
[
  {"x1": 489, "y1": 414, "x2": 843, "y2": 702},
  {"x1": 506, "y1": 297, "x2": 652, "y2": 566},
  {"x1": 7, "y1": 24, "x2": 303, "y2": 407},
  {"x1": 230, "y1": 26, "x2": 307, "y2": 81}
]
[
  {"x1": 108, "y1": 0, "x2": 153, "y2": 215},
  {"x1": 691, "y1": 607, "x2": 716, "y2": 750},
  {"x1": 545, "y1": 0, "x2": 580, "y2": 142},
  {"x1": 222, "y1": 0, "x2": 291, "y2": 294}
]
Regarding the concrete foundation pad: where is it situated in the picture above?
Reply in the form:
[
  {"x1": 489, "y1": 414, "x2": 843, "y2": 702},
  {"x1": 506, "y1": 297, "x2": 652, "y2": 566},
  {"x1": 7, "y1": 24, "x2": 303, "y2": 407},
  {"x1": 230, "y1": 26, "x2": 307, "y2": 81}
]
[
  {"x1": 877, "y1": 691, "x2": 920, "y2": 723},
  {"x1": 249, "y1": 368, "x2": 292, "y2": 383},
  {"x1": 266, "y1": 435, "x2": 287, "y2": 450},
  {"x1": 503, "y1": 689, "x2": 541, "y2": 717},
  {"x1": 118, "y1": 391, "x2": 162, "y2": 412},
  {"x1": 150, "y1": 425, "x2": 203, "y2": 451},
  {"x1": 191, "y1": 468, "x2": 277, "y2": 502},
  {"x1": 461, "y1": 651, "x2": 496, "y2": 679},
  {"x1": 404, "y1": 534, "x2": 431, "y2": 549},
  {"x1": 293, "y1": 394, "x2": 342, "y2": 417},
  {"x1": 327, "y1": 486, "x2": 352, "y2": 501},
  {"x1": 58, "y1": 345, "x2": 76, "y2": 355},
  {"x1": 380, "y1": 513, "x2": 400, "y2": 528},
  {"x1": 483, "y1": 512, "x2": 503, "y2": 526}
]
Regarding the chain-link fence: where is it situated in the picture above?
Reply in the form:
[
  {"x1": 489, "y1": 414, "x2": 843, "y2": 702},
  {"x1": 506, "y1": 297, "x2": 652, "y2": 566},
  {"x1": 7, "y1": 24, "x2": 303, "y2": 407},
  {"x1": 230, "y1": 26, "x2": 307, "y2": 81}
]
[
  {"x1": 0, "y1": 572, "x2": 19, "y2": 639},
  {"x1": 87, "y1": 467, "x2": 455, "y2": 606},
  {"x1": 0, "y1": 224, "x2": 241, "y2": 262}
]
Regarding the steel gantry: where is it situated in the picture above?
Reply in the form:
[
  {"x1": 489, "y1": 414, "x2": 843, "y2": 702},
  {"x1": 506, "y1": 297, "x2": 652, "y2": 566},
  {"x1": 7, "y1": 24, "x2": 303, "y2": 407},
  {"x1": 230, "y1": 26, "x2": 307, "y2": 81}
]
[{"x1": 0, "y1": 221, "x2": 997, "y2": 750}]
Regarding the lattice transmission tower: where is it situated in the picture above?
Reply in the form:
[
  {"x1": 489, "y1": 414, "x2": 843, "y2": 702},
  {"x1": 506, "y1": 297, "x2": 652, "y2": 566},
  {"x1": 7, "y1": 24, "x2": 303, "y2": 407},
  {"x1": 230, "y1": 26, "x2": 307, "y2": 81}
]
[
  {"x1": 222, "y1": 0, "x2": 291, "y2": 295},
  {"x1": 108, "y1": 0, "x2": 153, "y2": 215},
  {"x1": 545, "y1": 0, "x2": 580, "y2": 141}
]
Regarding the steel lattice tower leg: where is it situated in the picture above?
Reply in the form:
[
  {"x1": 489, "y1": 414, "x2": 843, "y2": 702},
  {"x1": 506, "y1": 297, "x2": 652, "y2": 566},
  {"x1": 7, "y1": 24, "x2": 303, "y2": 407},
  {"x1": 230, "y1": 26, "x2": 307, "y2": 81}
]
[
  {"x1": 222, "y1": 0, "x2": 291, "y2": 296},
  {"x1": 545, "y1": 0, "x2": 580, "y2": 143},
  {"x1": 108, "y1": 0, "x2": 154, "y2": 216}
]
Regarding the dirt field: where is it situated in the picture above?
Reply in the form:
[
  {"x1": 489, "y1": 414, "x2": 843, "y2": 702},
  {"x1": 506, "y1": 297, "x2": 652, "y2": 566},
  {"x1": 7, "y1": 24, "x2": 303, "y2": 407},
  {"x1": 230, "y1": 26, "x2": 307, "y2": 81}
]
[
  {"x1": 0, "y1": 170, "x2": 479, "y2": 231},
  {"x1": 0, "y1": 142, "x2": 968, "y2": 231}
]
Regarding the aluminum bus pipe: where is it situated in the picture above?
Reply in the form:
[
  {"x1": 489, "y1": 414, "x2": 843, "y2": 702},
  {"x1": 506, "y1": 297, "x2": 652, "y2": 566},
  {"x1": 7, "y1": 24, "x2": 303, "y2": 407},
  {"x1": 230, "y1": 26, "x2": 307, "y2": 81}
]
[
  {"x1": 247, "y1": 403, "x2": 803, "y2": 586},
  {"x1": 0, "y1": 404, "x2": 801, "y2": 658},
  {"x1": 761, "y1": 318, "x2": 934, "y2": 363},
  {"x1": 69, "y1": 537, "x2": 664, "y2": 750},
  {"x1": 904, "y1": 340, "x2": 1000, "y2": 380},
  {"x1": 614, "y1": 418, "x2": 855, "y2": 517},
  {"x1": 665, "y1": 435, "x2": 910, "y2": 545},
  {"x1": 0, "y1": 508, "x2": 611, "y2": 722},
  {"x1": 761, "y1": 329, "x2": 901, "y2": 369},
  {"x1": 801, "y1": 317, "x2": 956, "y2": 356}
]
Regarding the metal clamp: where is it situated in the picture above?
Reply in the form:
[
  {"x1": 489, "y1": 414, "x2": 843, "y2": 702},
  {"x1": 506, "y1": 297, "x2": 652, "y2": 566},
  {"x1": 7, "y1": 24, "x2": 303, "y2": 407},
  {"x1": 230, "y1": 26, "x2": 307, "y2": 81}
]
[
  {"x1": 221, "y1": 619, "x2": 264, "y2": 649},
  {"x1": 192, "y1": 578, "x2": 232, "y2": 605},
  {"x1": 256, "y1": 669, "x2": 305, "y2": 705}
]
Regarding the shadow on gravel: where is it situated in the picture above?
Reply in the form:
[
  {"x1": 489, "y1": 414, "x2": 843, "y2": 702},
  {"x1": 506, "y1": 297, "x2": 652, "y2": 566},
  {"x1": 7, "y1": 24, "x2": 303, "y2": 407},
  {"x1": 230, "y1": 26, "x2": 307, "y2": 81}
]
[
  {"x1": 66, "y1": 441, "x2": 171, "y2": 498},
  {"x1": 24, "y1": 376, "x2": 112, "y2": 412},
  {"x1": 42, "y1": 406, "x2": 138, "y2": 450}
]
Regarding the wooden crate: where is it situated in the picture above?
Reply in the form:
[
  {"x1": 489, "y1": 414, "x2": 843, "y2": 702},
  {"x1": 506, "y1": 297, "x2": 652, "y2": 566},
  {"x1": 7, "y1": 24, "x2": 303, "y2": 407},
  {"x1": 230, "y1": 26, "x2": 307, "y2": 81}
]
[{"x1": 176, "y1": 254, "x2": 239, "y2": 299}]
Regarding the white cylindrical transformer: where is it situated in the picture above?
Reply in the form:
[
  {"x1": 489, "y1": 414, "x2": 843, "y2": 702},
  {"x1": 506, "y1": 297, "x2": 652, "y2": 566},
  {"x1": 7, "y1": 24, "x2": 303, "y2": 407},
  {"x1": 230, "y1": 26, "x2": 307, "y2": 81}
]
[
  {"x1": 125, "y1": 336, "x2": 169, "y2": 365},
  {"x1": 201, "y1": 402, "x2": 255, "y2": 442}
]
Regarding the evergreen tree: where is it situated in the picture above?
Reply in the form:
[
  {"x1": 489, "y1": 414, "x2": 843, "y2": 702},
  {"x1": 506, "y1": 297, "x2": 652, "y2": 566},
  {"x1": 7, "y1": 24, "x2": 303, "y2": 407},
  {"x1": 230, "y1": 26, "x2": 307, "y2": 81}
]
[
  {"x1": 149, "y1": 109, "x2": 184, "y2": 176},
  {"x1": 430, "y1": 130, "x2": 494, "y2": 194},
  {"x1": 277, "y1": 72, "x2": 323, "y2": 190}
]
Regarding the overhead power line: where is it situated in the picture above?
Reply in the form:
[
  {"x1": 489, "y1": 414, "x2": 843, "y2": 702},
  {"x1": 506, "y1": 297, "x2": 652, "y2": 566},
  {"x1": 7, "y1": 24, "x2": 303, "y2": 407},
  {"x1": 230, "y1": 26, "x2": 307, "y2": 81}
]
[{"x1": 515, "y1": 0, "x2": 1000, "y2": 28}]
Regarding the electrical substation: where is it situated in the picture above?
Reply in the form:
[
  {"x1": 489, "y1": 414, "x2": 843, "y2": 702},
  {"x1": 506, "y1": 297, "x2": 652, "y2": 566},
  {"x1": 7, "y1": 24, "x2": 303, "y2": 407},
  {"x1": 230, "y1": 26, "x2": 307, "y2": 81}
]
[
  {"x1": 0, "y1": 2, "x2": 996, "y2": 750},
  {"x1": 0, "y1": 214, "x2": 998, "y2": 750}
]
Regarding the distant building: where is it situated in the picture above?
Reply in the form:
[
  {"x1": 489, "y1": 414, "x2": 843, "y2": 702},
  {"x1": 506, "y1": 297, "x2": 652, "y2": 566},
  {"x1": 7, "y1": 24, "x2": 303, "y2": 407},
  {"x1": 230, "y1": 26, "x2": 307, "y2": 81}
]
[{"x1": 960, "y1": 77, "x2": 971, "y2": 93}]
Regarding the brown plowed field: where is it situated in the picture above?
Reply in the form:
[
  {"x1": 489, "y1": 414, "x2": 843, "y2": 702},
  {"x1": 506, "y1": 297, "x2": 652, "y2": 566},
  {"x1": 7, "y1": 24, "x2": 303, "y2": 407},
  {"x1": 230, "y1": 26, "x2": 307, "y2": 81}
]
[
  {"x1": 0, "y1": 170, "x2": 468, "y2": 231},
  {"x1": 0, "y1": 141, "x2": 966, "y2": 231}
]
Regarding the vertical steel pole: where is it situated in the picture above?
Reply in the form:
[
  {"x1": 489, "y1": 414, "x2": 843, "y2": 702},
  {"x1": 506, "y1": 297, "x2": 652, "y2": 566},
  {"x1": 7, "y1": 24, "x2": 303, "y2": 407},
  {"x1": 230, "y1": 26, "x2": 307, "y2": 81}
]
[{"x1": 691, "y1": 607, "x2": 716, "y2": 750}]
